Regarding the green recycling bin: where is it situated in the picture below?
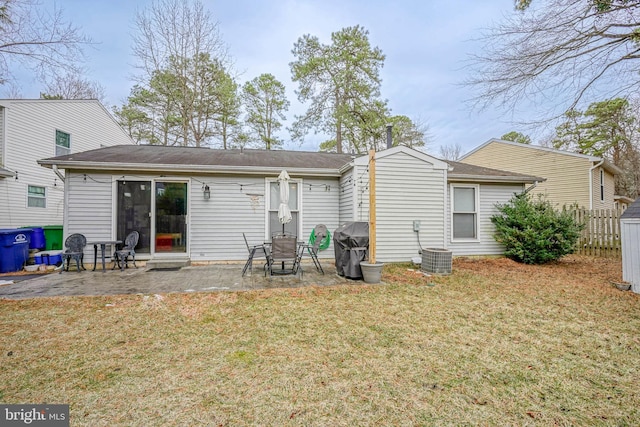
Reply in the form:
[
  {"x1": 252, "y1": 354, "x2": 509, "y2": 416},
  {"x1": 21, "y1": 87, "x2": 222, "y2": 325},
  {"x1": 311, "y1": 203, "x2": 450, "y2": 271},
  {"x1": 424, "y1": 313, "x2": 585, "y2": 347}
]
[{"x1": 43, "y1": 225, "x2": 64, "y2": 250}]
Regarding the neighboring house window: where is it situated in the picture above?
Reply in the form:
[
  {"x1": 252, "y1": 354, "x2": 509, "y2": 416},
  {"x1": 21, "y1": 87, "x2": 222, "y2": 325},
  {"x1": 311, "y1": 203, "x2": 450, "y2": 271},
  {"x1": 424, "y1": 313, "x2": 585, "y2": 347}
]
[
  {"x1": 27, "y1": 185, "x2": 46, "y2": 208},
  {"x1": 452, "y1": 185, "x2": 478, "y2": 240},
  {"x1": 600, "y1": 169, "x2": 604, "y2": 202},
  {"x1": 55, "y1": 130, "x2": 71, "y2": 156}
]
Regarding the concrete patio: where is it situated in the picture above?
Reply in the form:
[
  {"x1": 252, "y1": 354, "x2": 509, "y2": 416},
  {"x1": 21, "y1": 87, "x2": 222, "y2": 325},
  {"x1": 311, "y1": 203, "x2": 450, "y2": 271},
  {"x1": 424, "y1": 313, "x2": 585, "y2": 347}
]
[{"x1": 0, "y1": 260, "x2": 359, "y2": 299}]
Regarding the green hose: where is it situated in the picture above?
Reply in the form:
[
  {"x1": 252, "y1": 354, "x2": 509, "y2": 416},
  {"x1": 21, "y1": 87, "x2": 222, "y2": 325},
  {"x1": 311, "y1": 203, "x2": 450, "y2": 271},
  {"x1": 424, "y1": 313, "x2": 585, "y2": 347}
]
[{"x1": 309, "y1": 228, "x2": 331, "y2": 250}]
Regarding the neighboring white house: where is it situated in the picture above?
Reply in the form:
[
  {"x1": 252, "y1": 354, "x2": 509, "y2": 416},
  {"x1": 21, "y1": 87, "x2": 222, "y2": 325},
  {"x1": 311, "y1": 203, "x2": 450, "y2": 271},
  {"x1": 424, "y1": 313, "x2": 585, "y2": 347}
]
[
  {"x1": 38, "y1": 145, "x2": 542, "y2": 263},
  {"x1": 0, "y1": 99, "x2": 135, "y2": 228}
]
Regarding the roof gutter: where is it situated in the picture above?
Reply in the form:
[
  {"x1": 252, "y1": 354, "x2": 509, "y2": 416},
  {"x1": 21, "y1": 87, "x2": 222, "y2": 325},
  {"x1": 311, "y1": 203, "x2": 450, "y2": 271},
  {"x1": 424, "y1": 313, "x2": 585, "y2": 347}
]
[
  {"x1": 589, "y1": 160, "x2": 604, "y2": 210},
  {"x1": 447, "y1": 174, "x2": 544, "y2": 184},
  {"x1": 38, "y1": 161, "x2": 345, "y2": 178},
  {"x1": 0, "y1": 167, "x2": 15, "y2": 178}
]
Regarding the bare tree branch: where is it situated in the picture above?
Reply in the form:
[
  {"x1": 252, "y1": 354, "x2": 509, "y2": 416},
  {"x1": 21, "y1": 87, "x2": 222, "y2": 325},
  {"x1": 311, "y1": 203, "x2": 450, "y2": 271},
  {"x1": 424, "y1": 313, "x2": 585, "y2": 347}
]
[
  {"x1": 0, "y1": 0, "x2": 91, "y2": 85},
  {"x1": 466, "y1": 0, "x2": 640, "y2": 118}
]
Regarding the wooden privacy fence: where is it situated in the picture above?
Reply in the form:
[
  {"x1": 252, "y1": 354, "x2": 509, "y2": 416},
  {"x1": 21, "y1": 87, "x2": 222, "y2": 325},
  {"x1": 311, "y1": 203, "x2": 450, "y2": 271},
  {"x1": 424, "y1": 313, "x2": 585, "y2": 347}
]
[{"x1": 570, "y1": 209, "x2": 622, "y2": 258}]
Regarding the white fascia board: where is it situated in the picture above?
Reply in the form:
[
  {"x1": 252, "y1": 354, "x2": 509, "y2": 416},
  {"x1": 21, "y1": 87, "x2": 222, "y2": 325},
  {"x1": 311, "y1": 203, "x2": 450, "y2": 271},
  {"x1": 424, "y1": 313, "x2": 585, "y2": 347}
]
[
  {"x1": 447, "y1": 174, "x2": 543, "y2": 184},
  {"x1": 38, "y1": 161, "x2": 344, "y2": 177},
  {"x1": 0, "y1": 167, "x2": 15, "y2": 178}
]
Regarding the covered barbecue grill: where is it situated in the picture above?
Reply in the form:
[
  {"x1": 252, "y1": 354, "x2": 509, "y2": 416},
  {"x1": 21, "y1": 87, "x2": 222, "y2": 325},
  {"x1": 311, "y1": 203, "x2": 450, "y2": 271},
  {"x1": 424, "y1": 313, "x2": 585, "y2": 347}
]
[{"x1": 333, "y1": 221, "x2": 369, "y2": 279}]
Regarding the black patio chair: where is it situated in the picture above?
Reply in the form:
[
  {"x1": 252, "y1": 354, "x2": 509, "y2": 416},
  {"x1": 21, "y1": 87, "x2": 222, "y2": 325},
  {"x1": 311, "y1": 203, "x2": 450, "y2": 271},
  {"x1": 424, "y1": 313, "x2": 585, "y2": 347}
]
[
  {"x1": 113, "y1": 231, "x2": 139, "y2": 272},
  {"x1": 60, "y1": 233, "x2": 87, "y2": 273},
  {"x1": 265, "y1": 233, "x2": 303, "y2": 277},
  {"x1": 242, "y1": 233, "x2": 267, "y2": 277}
]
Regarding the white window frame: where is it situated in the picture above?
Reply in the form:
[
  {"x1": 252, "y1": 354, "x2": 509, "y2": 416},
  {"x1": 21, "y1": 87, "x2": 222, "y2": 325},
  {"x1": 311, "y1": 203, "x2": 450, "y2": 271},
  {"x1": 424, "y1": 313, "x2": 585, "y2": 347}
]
[
  {"x1": 27, "y1": 184, "x2": 46, "y2": 208},
  {"x1": 600, "y1": 169, "x2": 605, "y2": 202},
  {"x1": 450, "y1": 184, "x2": 479, "y2": 242},
  {"x1": 55, "y1": 129, "x2": 71, "y2": 156},
  {"x1": 265, "y1": 178, "x2": 303, "y2": 240}
]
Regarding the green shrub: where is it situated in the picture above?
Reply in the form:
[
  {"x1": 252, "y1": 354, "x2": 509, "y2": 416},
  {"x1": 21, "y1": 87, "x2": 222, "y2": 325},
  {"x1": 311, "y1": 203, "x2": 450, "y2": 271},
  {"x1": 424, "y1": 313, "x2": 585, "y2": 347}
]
[{"x1": 491, "y1": 193, "x2": 583, "y2": 264}]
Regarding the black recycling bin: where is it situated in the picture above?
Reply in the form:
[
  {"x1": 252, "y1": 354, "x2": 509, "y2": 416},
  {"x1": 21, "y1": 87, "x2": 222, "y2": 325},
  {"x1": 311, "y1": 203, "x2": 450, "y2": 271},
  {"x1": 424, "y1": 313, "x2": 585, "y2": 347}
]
[{"x1": 333, "y1": 221, "x2": 369, "y2": 279}]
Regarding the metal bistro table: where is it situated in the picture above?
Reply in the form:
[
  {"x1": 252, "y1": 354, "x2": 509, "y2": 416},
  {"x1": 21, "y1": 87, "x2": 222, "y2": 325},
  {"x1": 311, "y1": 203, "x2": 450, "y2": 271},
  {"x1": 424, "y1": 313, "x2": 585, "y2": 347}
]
[{"x1": 88, "y1": 240, "x2": 122, "y2": 272}]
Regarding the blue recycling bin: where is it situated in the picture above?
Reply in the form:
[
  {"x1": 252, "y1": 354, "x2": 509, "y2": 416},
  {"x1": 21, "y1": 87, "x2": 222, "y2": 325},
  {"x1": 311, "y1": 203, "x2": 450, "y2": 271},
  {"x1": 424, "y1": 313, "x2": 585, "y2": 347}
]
[
  {"x1": 20, "y1": 226, "x2": 45, "y2": 249},
  {"x1": 0, "y1": 228, "x2": 32, "y2": 273}
]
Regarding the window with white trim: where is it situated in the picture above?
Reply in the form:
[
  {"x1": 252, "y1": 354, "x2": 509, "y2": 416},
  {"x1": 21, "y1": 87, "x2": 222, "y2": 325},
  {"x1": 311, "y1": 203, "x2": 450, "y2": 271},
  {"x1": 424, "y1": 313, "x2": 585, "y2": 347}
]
[
  {"x1": 267, "y1": 180, "x2": 300, "y2": 238},
  {"x1": 55, "y1": 130, "x2": 70, "y2": 156},
  {"x1": 27, "y1": 185, "x2": 46, "y2": 208},
  {"x1": 600, "y1": 169, "x2": 605, "y2": 202},
  {"x1": 452, "y1": 185, "x2": 478, "y2": 240}
]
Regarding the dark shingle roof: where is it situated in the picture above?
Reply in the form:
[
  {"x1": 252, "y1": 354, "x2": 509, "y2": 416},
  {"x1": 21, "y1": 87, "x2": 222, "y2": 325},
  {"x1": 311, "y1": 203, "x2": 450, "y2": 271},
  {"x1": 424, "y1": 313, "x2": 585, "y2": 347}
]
[
  {"x1": 40, "y1": 145, "x2": 355, "y2": 169},
  {"x1": 621, "y1": 197, "x2": 640, "y2": 219},
  {"x1": 38, "y1": 144, "x2": 543, "y2": 183},
  {"x1": 448, "y1": 161, "x2": 544, "y2": 183}
]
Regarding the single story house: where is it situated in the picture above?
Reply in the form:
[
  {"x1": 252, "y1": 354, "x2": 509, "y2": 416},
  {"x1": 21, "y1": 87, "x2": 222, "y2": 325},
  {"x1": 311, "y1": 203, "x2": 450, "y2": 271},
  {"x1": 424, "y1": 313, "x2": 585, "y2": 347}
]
[{"x1": 38, "y1": 144, "x2": 543, "y2": 264}]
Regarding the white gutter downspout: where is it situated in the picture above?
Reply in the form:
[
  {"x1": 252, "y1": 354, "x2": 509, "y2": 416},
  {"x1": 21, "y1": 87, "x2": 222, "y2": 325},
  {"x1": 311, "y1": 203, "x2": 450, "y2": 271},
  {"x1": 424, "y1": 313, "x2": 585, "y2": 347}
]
[
  {"x1": 52, "y1": 164, "x2": 65, "y2": 182},
  {"x1": 589, "y1": 160, "x2": 604, "y2": 210},
  {"x1": 52, "y1": 164, "x2": 68, "y2": 239}
]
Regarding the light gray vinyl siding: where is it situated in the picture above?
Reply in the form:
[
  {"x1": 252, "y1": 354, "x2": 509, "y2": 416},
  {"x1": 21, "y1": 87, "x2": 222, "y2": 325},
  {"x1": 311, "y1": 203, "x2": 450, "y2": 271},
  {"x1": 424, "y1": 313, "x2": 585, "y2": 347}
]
[
  {"x1": 621, "y1": 218, "x2": 640, "y2": 293},
  {"x1": 300, "y1": 177, "x2": 340, "y2": 258},
  {"x1": 190, "y1": 176, "x2": 266, "y2": 262},
  {"x1": 60, "y1": 172, "x2": 342, "y2": 263},
  {"x1": 356, "y1": 151, "x2": 447, "y2": 262},
  {"x1": 190, "y1": 176, "x2": 341, "y2": 262},
  {"x1": 447, "y1": 183, "x2": 523, "y2": 256},
  {"x1": 0, "y1": 100, "x2": 133, "y2": 228},
  {"x1": 0, "y1": 106, "x2": 5, "y2": 165},
  {"x1": 64, "y1": 171, "x2": 114, "y2": 259},
  {"x1": 354, "y1": 164, "x2": 370, "y2": 222},
  {"x1": 339, "y1": 170, "x2": 354, "y2": 224}
]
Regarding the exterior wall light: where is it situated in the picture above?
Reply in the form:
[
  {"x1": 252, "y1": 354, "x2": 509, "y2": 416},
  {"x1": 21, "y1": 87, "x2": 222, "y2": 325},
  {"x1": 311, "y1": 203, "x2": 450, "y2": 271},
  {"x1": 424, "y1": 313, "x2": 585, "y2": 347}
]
[{"x1": 203, "y1": 185, "x2": 210, "y2": 200}]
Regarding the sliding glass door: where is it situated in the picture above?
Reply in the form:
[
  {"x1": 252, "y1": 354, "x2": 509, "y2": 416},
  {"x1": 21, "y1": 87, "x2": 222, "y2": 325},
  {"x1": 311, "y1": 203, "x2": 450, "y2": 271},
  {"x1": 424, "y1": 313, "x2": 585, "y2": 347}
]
[
  {"x1": 154, "y1": 181, "x2": 188, "y2": 254},
  {"x1": 116, "y1": 180, "x2": 188, "y2": 255},
  {"x1": 116, "y1": 181, "x2": 152, "y2": 253}
]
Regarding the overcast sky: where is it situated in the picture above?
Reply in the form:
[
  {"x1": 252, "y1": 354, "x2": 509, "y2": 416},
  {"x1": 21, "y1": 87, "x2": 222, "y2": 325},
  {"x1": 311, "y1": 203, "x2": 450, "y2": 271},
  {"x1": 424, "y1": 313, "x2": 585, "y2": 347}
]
[{"x1": 9, "y1": 0, "x2": 528, "y2": 156}]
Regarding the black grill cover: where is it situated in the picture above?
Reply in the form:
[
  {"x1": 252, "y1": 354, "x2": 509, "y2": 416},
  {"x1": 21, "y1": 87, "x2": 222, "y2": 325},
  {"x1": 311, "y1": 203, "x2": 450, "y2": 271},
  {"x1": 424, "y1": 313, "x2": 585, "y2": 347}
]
[{"x1": 333, "y1": 221, "x2": 369, "y2": 279}]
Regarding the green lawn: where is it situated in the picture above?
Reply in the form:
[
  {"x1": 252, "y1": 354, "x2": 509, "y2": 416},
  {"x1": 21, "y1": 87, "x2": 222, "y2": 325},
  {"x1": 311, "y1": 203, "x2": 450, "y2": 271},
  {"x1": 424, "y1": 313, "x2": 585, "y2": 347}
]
[{"x1": 1, "y1": 256, "x2": 638, "y2": 426}]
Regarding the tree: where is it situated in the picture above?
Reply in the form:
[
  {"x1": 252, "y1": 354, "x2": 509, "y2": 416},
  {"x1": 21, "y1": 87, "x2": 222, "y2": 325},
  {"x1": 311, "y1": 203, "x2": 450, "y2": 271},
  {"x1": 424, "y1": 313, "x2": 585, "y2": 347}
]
[
  {"x1": 501, "y1": 131, "x2": 531, "y2": 144},
  {"x1": 468, "y1": 0, "x2": 640, "y2": 117},
  {"x1": 438, "y1": 143, "x2": 463, "y2": 161},
  {"x1": 40, "y1": 72, "x2": 106, "y2": 104},
  {"x1": 129, "y1": 0, "x2": 232, "y2": 147},
  {"x1": 553, "y1": 97, "x2": 640, "y2": 197},
  {"x1": 491, "y1": 193, "x2": 583, "y2": 264},
  {"x1": 0, "y1": 0, "x2": 90, "y2": 86},
  {"x1": 290, "y1": 25, "x2": 387, "y2": 154},
  {"x1": 116, "y1": 73, "x2": 182, "y2": 146},
  {"x1": 383, "y1": 115, "x2": 429, "y2": 150},
  {"x1": 112, "y1": 103, "x2": 152, "y2": 145},
  {"x1": 214, "y1": 71, "x2": 242, "y2": 149},
  {"x1": 241, "y1": 73, "x2": 290, "y2": 150}
]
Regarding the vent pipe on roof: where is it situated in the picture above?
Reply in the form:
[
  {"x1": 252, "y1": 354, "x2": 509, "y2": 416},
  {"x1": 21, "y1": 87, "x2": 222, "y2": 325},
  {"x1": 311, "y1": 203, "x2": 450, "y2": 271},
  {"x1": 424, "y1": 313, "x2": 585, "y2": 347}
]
[{"x1": 386, "y1": 124, "x2": 393, "y2": 149}]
